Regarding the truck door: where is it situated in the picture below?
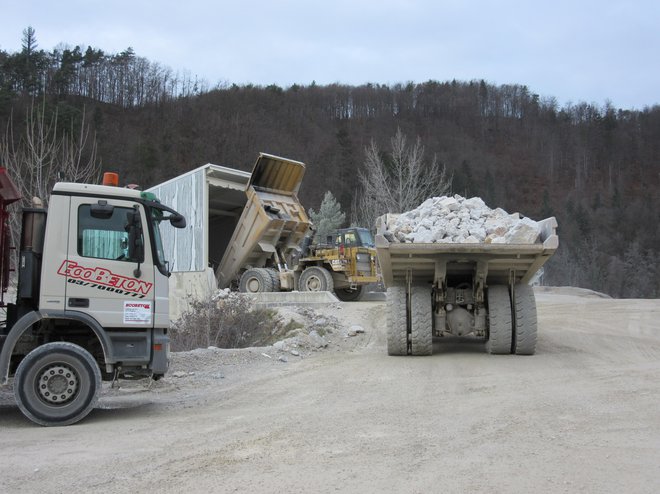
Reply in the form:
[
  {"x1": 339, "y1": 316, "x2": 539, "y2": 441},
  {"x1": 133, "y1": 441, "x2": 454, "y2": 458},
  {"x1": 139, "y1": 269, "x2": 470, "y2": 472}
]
[{"x1": 61, "y1": 197, "x2": 156, "y2": 328}]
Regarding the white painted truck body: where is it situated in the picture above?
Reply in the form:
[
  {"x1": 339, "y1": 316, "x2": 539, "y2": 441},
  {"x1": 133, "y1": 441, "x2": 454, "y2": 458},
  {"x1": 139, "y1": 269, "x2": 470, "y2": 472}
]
[{"x1": 0, "y1": 171, "x2": 185, "y2": 425}]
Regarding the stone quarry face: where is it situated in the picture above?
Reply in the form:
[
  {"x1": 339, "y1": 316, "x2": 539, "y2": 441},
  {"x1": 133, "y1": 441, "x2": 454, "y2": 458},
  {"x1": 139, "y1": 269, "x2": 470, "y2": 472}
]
[{"x1": 380, "y1": 195, "x2": 541, "y2": 244}]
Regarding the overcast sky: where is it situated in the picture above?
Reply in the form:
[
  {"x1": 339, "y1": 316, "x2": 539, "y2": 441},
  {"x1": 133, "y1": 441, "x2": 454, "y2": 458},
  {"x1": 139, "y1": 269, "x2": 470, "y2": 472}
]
[{"x1": 2, "y1": 1, "x2": 658, "y2": 109}]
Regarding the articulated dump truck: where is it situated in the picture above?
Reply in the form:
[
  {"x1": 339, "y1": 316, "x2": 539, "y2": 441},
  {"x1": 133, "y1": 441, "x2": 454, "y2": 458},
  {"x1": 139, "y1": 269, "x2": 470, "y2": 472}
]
[{"x1": 375, "y1": 216, "x2": 558, "y2": 356}]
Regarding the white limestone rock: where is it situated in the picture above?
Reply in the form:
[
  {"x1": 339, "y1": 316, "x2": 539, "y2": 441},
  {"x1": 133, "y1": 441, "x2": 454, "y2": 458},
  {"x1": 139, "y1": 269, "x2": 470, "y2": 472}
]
[
  {"x1": 382, "y1": 194, "x2": 542, "y2": 245},
  {"x1": 504, "y1": 216, "x2": 541, "y2": 244}
]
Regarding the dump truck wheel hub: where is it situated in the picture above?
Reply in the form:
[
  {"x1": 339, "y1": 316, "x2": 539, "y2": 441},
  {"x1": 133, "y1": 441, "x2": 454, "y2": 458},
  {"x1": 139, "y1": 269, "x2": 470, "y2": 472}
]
[{"x1": 246, "y1": 277, "x2": 261, "y2": 292}]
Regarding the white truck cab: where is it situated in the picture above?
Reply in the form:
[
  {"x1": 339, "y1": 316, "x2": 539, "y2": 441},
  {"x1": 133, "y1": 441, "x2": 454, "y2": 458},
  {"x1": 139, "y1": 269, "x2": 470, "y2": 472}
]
[{"x1": 0, "y1": 171, "x2": 185, "y2": 426}]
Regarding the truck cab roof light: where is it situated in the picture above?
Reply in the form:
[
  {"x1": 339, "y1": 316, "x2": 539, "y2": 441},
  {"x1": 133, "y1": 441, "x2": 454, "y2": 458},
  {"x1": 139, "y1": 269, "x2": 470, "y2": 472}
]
[{"x1": 102, "y1": 172, "x2": 119, "y2": 187}]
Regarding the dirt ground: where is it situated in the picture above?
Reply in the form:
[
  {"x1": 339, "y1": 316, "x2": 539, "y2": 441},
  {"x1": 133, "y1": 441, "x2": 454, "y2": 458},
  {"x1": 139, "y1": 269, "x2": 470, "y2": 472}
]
[{"x1": 1, "y1": 287, "x2": 659, "y2": 493}]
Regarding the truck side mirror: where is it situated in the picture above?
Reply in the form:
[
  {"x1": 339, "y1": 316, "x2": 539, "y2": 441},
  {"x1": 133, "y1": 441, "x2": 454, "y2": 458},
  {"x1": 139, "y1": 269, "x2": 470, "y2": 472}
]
[
  {"x1": 90, "y1": 200, "x2": 114, "y2": 219},
  {"x1": 126, "y1": 210, "x2": 144, "y2": 262},
  {"x1": 169, "y1": 213, "x2": 186, "y2": 229}
]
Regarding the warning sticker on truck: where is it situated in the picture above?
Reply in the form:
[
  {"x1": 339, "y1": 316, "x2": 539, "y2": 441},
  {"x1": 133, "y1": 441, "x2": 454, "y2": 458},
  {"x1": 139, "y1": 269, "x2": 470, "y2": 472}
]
[{"x1": 123, "y1": 301, "x2": 152, "y2": 325}]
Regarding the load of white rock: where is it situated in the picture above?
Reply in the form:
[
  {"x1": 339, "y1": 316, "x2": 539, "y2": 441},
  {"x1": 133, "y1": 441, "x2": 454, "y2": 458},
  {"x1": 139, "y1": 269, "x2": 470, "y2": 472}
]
[{"x1": 379, "y1": 195, "x2": 542, "y2": 244}]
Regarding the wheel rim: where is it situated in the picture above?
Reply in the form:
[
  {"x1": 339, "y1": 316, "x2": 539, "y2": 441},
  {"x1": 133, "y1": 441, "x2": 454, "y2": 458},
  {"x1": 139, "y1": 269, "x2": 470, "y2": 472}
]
[
  {"x1": 304, "y1": 275, "x2": 322, "y2": 291},
  {"x1": 36, "y1": 363, "x2": 80, "y2": 406},
  {"x1": 245, "y1": 276, "x2": 261, "y2": 292}
]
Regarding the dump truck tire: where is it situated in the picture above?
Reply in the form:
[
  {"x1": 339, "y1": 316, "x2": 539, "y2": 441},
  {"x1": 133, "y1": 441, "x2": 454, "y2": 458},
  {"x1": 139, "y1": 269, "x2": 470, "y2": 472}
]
[
  {"x1": 299, "y1": 266, "x2": 334, "y2": 292},
  {"x1": 239, "y1": 268, "x2": 274, "y2": 293},
  {"x1": 387, "y1": 286, "x2": 409, "y2": 355},
  {"x1": 486, "y1": 285, "x2": 512, "y2": 355},
  {"x1": 335, "y1": 286, "x2": 363, "y2": 302},
  {"x1": 410, "y1": 285, "x2": 433, "y2": 355},
  {"x1": 266, "y1": 268, "x2": 281, "y2": 291},
  {"x1": 513, "y1": 283, "x2": 538, "y2": 355},
  {"x1": 14, "y1": 342, "x2": 101, "y2": 427}
]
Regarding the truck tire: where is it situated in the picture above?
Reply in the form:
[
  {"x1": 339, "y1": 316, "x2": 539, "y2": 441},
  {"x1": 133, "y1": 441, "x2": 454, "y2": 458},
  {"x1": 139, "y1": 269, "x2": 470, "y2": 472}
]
[
  {"x1": 14, "y1": 342, "x2": 101, "y2": 427},
  {"x1": 335, "y1": 286, "x2": 363, "y2": 302},
  {"x1": 266, "y1": 268, "x2": 281, "y2": 291},
  {"x1": 513, "y1": 283, "x2": 538, "y2": 355},
  {"x1": 410, "y1": 285, "x2": 433, "y2": 356},
  {"x1": 299, "y1": 266, "x2": 334, "y2": 292},
  {"x1": 486, "y1": 285, "x2": 512, "y2": 355},
  {"x1": 387, "y1": 286, "x2": 408, "y2": 355},
  {"x1": 239, "y1": 268, "x2": 274, "y2": 293}
]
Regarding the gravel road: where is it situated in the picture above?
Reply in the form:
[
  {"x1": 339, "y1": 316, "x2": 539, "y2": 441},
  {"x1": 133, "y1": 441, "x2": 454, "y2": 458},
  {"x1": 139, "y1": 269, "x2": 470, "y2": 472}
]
[{"x1": 1, "y1": 287, "x2": 659, "y2": 493}]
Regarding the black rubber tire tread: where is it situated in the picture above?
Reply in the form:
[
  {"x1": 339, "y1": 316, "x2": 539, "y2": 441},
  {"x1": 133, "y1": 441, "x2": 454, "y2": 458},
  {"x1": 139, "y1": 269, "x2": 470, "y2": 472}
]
[
  {"x1": 239, "y1": 268, "x2": 274, "y2": 293},
  {"x1": 486, "y1": 285, "x2": 513, "y2": 355},
  {"x1": 387, "y1": 285, "x2": 409, "y2": 356},
  {"x1": 14, "y1": 342, "x2": 101, "y2": 427},
  {"x1": 266, "y1": 268, "x2": 281, "y2": 292},
  {"x1": 320, "y1": 268, "x2": 334, "y2": 293},
  {"x1": 513, "y1": 283, "x2": 538, "y2": 355},
  {"x1": 410, "y1": 285, "x2": 433, "y2": 356},
  {"x1": 299, "y1": 266, "x2": 334, "y2": 292},
  {"x1": 335, "y1": 286, "x2": 363, "y2": 302}
]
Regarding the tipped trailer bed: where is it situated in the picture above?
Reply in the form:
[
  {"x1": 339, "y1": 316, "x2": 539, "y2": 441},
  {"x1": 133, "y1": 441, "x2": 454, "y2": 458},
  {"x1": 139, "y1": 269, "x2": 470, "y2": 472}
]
[{"x1": 375, "y1": 216, "x2": 558, "y2": 356}]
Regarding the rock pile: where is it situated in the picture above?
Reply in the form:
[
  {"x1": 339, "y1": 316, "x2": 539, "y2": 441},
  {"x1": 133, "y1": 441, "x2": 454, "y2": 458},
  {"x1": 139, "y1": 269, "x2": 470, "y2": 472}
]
[{"x1": 379, "y1": 195, "x2": 541, "y2": 244}]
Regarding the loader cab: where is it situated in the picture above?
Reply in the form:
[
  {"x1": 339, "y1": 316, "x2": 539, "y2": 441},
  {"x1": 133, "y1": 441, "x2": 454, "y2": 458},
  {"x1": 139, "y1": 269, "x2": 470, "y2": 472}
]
[{"x1": 329, "y1": 228, "x2": 375, "y2": 249}]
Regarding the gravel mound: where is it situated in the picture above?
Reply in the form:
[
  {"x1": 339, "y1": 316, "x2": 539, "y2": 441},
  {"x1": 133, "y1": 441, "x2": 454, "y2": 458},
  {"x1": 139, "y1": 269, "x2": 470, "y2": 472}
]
[{"x1": 378, "y1": 195, "x2": 541, "y2": 244}]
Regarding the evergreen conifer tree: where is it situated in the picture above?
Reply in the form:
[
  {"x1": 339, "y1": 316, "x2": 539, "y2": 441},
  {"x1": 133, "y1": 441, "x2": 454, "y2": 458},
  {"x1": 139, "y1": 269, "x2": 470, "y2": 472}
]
[{"x1": 308, "y1": 191, "x2": 346, "y2": 242}]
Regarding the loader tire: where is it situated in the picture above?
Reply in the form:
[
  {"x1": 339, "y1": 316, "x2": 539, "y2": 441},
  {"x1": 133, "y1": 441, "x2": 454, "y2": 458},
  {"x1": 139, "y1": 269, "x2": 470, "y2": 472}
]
[
  {"x1": 299, "y1": 266, "x2": 334, "y2": 292},
  {"x1": 335, "y1": 286, "x2": 363, "y2": 302},
  {"x1": 14, "y1": 342, "x2": 101, "y2": 427},
  {"x1": 410, "y1": 285, "x2": 433, "y2": 356},
  {"x1": 486, "y1": 285, "x2": 512, "y2": 355},
  {"x1": 239, "y1": 268, "x2": 274, "y2": 293},
  {"x1": 387, "y1": 286, "x2": 409, "y2": 356},
  {"x1": 513, "y1": 283, "x2": 538, "y2": 355}
]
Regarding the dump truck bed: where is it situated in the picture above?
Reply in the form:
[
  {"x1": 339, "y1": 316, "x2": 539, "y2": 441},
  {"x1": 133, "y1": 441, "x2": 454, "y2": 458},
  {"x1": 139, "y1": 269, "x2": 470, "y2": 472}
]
[
  {"x1": 215, "y1": 153, "x2": 310, "y2": 288},
  {"x1": 375, "y1": 216, "x2": 558, "y2": 287}
]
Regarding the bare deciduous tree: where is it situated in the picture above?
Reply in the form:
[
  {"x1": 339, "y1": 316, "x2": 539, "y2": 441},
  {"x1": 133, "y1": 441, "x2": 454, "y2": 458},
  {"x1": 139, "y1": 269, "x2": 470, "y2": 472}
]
[
  {"x1": 1, "y1": 97, "x2": 100, "y2": 205},
  {"x1": 0, "y1": 97, "x2": 101, "y2": 285},
  {"x1": 352, "y1": 128, "x2": 452, "y2": 228}
]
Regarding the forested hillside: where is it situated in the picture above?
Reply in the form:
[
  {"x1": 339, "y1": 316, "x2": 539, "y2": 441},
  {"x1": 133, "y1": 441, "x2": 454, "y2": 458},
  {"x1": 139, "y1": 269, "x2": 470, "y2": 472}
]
[{"x1": 1, "y1": 31, "x2": 659, "y2": 297}]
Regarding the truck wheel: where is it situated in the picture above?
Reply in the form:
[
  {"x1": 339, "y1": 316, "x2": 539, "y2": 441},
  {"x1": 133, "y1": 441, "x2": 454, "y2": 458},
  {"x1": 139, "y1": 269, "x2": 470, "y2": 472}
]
[
  {"x1": 335, "y1": 286, "x2": 363, "y2": 302},
  {"x1": 387, "y1": 286, "x2": 408, "y2": 355},
  {"x1": 486, "y1": 285, "x2": 512, "y2": 355},
  {"x1": 299, "y1": 267, "x2": 334, "y2": 292},
  {"x1": 513, "y1": 284, "x2": 538, "y2": 355},
  {"x1": 14, "y1": 342, "x2": 101, "y2": 427},
  {"x1": 239, "y1": 268, "x2": 274, "y2": 293},
  {"x1": 410, "y1": 286, "x2": 433, "y2": 356},
  {"x1": 266, "y1": 268, "x2": 281, "y2": 291}
]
